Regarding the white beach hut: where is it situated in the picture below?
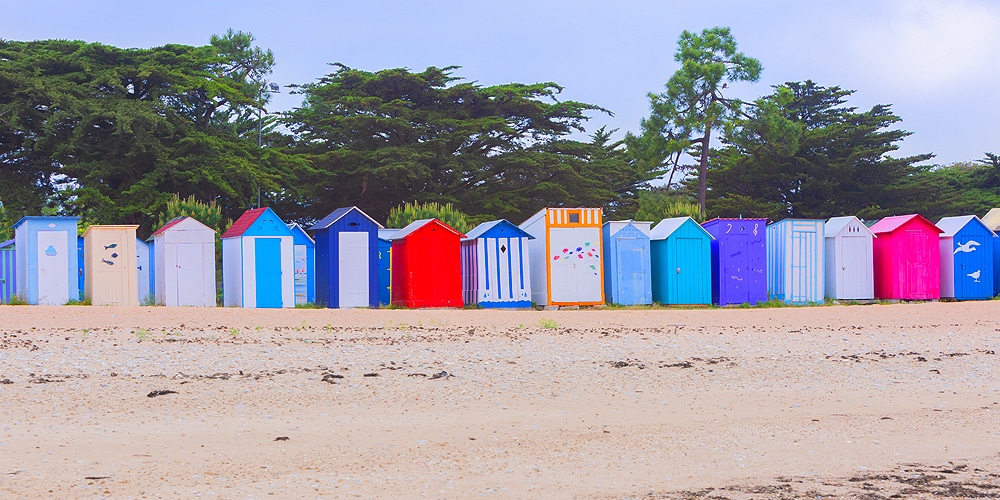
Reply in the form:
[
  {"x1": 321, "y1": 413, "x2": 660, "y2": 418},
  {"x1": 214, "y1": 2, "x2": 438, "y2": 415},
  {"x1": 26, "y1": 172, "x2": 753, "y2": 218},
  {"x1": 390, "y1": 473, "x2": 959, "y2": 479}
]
[
  {"x1": 824, "y1": 216, "x2": 875, "y2": 300},
  {"x1": 151, "y1": 216, "x2": 217, "y2": 307}
]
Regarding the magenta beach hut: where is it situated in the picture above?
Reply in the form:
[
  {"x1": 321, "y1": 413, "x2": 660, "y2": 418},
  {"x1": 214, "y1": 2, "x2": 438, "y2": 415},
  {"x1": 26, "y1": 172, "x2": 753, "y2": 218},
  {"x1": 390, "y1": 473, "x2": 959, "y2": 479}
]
[{"x1": 870, "y1": 214, "x2": 942, "y2": 300}]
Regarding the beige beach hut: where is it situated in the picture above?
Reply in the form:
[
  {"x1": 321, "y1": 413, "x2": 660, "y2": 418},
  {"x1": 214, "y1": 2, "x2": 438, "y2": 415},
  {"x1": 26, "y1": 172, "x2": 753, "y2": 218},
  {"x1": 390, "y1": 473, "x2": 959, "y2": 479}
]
[{"x1": 83, "y1": 225, "x2": 139, "y2": 306}]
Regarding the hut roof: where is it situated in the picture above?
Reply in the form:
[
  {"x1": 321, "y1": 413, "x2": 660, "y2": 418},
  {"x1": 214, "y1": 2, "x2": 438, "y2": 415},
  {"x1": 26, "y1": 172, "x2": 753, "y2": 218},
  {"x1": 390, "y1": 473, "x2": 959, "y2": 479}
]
[
  {"x1": 389, "y1": 219, "x2": 465, "y2": 240},
  {"x1": 649, "y1": 217, "x2": 712, "y2": 240},
  {"x1": 463, "y1": 219, "x2": 533, "y2": 241},
  {"x1": 869, "y1": 214, "x2": 942, "y2": 235},
  {"x1": 936, "y1": 215, "x2": 996, "y2": 237},
  {"x1": 308, "y1": 206, "x2": 383, "y2": 232}
]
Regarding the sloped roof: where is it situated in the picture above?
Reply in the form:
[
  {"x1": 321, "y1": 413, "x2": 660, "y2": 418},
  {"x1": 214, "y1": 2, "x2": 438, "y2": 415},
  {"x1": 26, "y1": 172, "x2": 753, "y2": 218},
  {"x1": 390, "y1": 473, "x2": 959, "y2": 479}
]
[
  {"x1": 649, "y1": 217, "x2": 713, "y2": 240},
  {"x1": 308, "y1": 206, "x2": 383, "y2": 231},
  {"x1": 869, "y1": 214, "x2": 942, "y2": 235},
  {"x1": 221, "y1": 208, "x2": 266, "y2": 239},
  {"x1": 825, "y1": 216, "x2": 875, "y2": 238},
  {"x1": 981, "y1": 208, "x2": 1000, "y2": 231},
  {"x1": 287, "y1": 223, "x2": 316, "y2": 244},
  {"x1": 151, "y1": 216, "x2": 187, "y2": 236},
  {"x1": 12, "y1": 216, "x2": 79, "y2": 230},
  {"x1": 0, "y1": 239, "x2": 13, "y2": 249},
  {"x1": 378, "y1": 229, "x2": 398, "y2": 241},
  {"x1": 936, "y1": 215, "x2": 996, "y2": 238},
  {"x1": 389, "y1": 219, "x2": 465, "y2": 240},
  {"x1": 463, "y1": 219, "x2": 533, "y2": 241}
]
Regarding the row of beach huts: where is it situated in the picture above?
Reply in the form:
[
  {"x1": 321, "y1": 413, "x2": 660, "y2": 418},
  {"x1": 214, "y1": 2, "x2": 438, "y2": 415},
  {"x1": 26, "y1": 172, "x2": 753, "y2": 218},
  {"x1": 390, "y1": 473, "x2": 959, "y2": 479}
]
[{"x1": 2, "y1": 206, "x2": 1000, "y2": 308}]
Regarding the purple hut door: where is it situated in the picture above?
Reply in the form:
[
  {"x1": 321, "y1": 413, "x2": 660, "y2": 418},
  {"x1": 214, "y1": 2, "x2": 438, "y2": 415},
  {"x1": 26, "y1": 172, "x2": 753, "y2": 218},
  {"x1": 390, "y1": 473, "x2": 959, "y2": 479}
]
[{"x1": 722, "y1": 238, "x2": 748, "y2": 304}]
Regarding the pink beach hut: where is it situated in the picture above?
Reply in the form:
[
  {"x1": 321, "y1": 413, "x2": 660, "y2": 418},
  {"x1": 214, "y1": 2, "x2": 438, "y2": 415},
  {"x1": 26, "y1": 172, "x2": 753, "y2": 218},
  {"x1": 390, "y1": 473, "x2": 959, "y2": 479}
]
[{"x1": 870, "y1": 214, "x2": 943, "y2": 300}]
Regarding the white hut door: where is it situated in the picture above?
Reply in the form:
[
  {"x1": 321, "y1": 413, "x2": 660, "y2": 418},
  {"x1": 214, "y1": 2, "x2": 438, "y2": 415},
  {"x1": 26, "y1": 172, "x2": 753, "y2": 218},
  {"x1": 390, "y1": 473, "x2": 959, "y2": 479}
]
[
  {"x1": 174, "y1": 243, "x2": 204, "y2": 306},
  {"x1": 37, "y1": 231, "x2": 68, "y2": 305},
  {"x1": 839, "y1": 235, "x2": 869, "y2": 299},
  {"x1": 338, "y1": 232, "x2": 369, "y2": 308}
]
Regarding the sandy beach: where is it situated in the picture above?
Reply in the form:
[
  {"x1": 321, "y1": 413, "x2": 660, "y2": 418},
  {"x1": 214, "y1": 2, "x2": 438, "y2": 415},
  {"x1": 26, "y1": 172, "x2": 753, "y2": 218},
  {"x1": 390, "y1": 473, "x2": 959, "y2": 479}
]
[{"x1": 1, "y1": 302, "x2": 999, "y2": 498}]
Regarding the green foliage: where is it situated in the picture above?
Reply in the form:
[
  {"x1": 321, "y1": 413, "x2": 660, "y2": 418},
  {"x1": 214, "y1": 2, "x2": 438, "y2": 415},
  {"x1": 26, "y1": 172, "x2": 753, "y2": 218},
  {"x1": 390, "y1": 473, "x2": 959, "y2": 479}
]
[
  {"x1": 281, "y1": 65, "x2": 653, "y2": 224},
  {"x1": 633, "y1": 189, "x2": 703, "y2": 222},
  {"x1": 0, "y1": 33, "x2": 299, "y2": 234},
  {"x1": 708, "y1": 80, "x2": 933, "y2": 219},
  {"x1": 632, "y1": 27, "x2": 764, "y2": 216},
  {"x1": 0, "y1": 200, "x2": 11, "y2": 241},
  {"x1": 157, "y1": 194, "x2": 228, "y2": 233},
  {"x1": 539, "y1": 318, "x2": 558, "y2": 329},
  {"x1": 386, "y1": 201, "x2": 472, "y2": 233}
]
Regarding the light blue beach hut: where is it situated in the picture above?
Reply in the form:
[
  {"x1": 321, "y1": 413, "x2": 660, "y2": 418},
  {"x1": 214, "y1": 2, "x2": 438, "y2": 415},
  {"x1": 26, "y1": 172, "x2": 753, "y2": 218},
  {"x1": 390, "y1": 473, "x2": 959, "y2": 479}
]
[
  {"x1": 602, "y1": 220, "x2": 652, "y2": 305},
  {"x1": 824, "y1": 216, "x2": 875, "y2": 300},
  {"x1": 461, "y1": 220, "x2": 533, "y2": 308},
  {"x1": 308, "y1": 207, "x2": 382, "y2": 308},
  {"x1": 766, "y1": 219, "x2": 825, "y2": 304},
  {"x1": 937, "y1": 215, "x2": 995, "y2": 300},
  {"x1": 288, "y1": 223, "x2": 316, "y2": 306},
  {"x1": 649, "y1": 217, "x2": 713, "y2": 305},
  {"x1": 980, "y1": 208, "x2": 1000, "y2": 296},
  {"x1": 377, "y1": 229, "x2": 397, "y2": 306},
  {"x1": 221, "y1": 207, "x2": 295, "y2": 308},
  {"x1": 12, "y1": 216, "x2": 80, "y2": 305},
  {"x1": 136, "y1": 238, "x2": 153, "y2": 304},
  {"x1": 0, "y1": 239, "x2": 14, "y2": 303}
]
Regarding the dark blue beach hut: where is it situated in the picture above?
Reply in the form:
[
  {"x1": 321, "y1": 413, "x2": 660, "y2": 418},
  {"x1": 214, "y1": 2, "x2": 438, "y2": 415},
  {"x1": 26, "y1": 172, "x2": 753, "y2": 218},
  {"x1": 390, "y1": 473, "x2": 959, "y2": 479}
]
[
  {"x1": 936, "y1": 215, "x2": 995, "y2": 300},
  {"x1": 702, "y1": 218, "x2": 767, "y2": 306},
  {"x1": 649, "y1": 217, "x2": 713, "y2": 305},
  {"x1": 377, "y1": 229, "x2": 397, "y2": 307},
  {"x1": 602, "y1": 221, "x2": 652, "y2": 305},
  {"x1": 309, "y1": 206, "x2": 382, "y2": 308}
]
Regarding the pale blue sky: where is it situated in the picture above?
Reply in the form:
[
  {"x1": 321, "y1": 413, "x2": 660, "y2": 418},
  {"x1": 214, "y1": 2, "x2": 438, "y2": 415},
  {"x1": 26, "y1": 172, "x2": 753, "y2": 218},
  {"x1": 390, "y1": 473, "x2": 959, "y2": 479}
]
[{"x1": 3, "y1": 0, "x2": 997, "y2": 166}]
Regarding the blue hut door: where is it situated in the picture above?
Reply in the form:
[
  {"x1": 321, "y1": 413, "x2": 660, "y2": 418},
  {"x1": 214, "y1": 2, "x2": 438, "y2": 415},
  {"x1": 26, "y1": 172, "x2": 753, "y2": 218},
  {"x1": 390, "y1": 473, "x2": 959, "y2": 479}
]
[
  {"x1": 954, "y1": 235, "x2": 985, "y2": 298},
  {"x1": 338, "y1": 231, "x2": 369, "y2": 308},
  {"x1": 37, "y1": 231, "x2": 69, "y2": 305},
  {"x1": 723, "y1": 238, "x2": 749, "y2": 303},
  {"x1": 255, "y1": 238, "x2": 282, "y2": 308},
  {"x1": 676, "y1": 237, "x2": 706, "y2": 304},
  {"x1": 616, "y1": 237, "x2": 646, "y2": 304}
]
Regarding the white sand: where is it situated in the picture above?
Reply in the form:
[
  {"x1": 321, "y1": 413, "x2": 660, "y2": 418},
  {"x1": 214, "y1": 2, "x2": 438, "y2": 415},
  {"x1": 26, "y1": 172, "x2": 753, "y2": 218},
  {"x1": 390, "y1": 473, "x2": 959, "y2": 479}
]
[{"x1": 1, "y1": 302, "x2": 999, "y2": 498}]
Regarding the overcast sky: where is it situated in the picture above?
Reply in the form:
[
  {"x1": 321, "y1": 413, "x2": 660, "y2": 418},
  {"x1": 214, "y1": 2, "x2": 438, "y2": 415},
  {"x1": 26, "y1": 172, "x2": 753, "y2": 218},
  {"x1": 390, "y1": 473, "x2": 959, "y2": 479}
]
[{"x1": 3, "y1": 0, "x2": 998, "y2": 166}]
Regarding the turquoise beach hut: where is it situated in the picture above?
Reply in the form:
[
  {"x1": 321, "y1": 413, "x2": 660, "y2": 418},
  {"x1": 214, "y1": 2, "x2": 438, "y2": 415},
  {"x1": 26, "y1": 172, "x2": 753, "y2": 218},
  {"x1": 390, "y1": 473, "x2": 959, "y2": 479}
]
[
  {"x1": 649, "y1": 217, "x2": 713, "y2": 305},
  {"x1": 602, "y1": 220, "x2": 652, "y2": 305},
  {"x1": 221, "y1": 207, "x2": 295, "y2": 308},
  {"x1": 12, "y1": 216, "x2": 80, "y2": 305}
]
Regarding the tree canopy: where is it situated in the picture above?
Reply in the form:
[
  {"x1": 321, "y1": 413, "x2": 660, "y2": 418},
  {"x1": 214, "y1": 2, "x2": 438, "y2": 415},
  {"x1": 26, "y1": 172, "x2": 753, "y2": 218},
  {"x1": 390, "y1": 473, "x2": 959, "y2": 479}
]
[
  {"x1": 707, "y1": 80, "x2": 934, "y2": 220},
  {"x1": 280, "y1": 65, "x2": 657, "y2": 224}
]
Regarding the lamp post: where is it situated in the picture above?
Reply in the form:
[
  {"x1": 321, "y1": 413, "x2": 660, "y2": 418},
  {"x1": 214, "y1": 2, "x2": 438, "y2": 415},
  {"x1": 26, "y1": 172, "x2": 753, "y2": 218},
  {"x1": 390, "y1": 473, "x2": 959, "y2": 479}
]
[{"x1": 256, "y1": 81, "x2": 280, "y2": 208}]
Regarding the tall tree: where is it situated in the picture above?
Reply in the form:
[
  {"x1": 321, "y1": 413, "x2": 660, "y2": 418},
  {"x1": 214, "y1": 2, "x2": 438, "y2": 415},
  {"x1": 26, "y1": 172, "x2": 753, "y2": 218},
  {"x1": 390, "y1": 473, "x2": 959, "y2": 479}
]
[
  {"x1": 708, "y1": 80, "x2": 934, "y2": 219},
  {"x1": 282, "y1": 65, "x2": 649, "y2": 223},
  {"x1": 0, "y1": 33, "x2": 289, "y2": 234},
  {"x1": 634, "y1": 27, "x2": 762, "y2": 216}
]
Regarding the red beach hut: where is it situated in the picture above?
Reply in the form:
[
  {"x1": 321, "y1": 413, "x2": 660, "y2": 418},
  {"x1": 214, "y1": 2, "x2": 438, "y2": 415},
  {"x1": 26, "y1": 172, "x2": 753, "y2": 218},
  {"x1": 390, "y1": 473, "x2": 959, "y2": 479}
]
[
  {"x1": 389, "y1": 219, "x2": 465, "y2": 308},
  {"x1": 870, "y1": 214, "x2": 943, "y2": 300}
]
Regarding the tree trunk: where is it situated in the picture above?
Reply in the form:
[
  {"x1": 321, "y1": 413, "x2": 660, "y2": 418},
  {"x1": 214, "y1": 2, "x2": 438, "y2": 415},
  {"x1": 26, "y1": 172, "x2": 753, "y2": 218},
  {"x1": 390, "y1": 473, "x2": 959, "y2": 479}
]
[{"x1": 697, "y1": 127, "x2": 711, "y2": 218}]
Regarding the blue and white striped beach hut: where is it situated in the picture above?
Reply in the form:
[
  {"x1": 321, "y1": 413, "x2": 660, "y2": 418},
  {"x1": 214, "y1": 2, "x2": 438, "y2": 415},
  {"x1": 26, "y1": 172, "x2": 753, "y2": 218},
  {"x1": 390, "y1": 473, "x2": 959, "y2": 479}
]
[
  {"x1": 767, "y1": 219, "x2": 825, "y2": 304},
  {"x1": 461, "y1": 220, "x2": 533, "y2": 308}
]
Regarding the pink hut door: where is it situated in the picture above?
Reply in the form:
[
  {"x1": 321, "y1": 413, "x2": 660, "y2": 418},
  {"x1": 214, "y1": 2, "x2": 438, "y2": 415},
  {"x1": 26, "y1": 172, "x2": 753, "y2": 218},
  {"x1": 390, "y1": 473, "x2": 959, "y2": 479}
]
[{"x1": 902, "y1": 229, "x2": 932, "y2": 299}]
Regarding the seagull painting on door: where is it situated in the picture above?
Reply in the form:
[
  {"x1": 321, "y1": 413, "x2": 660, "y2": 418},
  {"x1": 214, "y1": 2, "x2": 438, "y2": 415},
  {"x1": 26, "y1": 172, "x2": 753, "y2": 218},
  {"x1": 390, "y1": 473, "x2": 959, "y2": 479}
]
[{"x1": 936, "y1": 215, "x2": 994, "y2": 300}]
